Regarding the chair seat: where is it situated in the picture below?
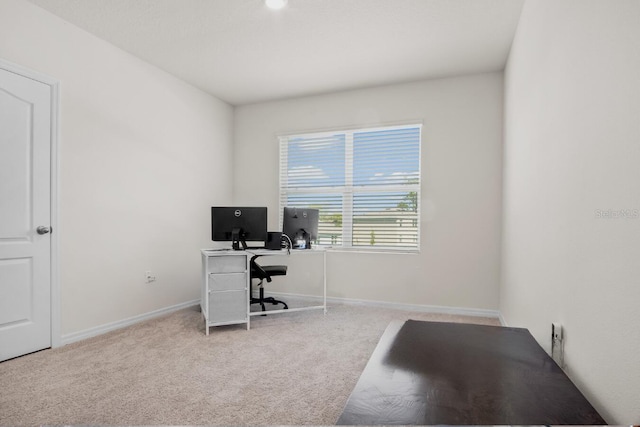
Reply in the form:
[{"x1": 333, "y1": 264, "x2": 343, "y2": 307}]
[
  {"x1": 260, "y1": 265, "x2": 287, "y2": 276},
  {"x1": 252, "y1": 264, "x2": 287, "y2": 280}
]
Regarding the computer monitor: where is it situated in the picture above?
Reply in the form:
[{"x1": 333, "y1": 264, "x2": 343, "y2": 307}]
[
  {"x1": 282, "y1": 207, "x2": 319, "y2": 249},
  {"x1": 211, "y1": 206, "x2": 268, "y2": 250}
]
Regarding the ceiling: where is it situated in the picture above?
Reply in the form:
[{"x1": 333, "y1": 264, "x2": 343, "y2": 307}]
[{"x1": 27, "y1": 0, "x2": 524, "y2": 106}]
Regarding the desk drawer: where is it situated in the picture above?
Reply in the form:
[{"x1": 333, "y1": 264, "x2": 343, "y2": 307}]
[
  {"x1": 209, "y1": 290, "x2": 247, "y2": 323},
  {"x1": 207, "y1": 255, "x2": 246, "y2": 273},
  {"x1": 209, "y1": 272, "x2": 246, "y2": 291}
]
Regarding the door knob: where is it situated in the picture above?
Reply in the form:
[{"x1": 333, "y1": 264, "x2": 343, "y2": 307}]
[{"x1": 36, "y1": 226, "x2": 51, "y2": 235}]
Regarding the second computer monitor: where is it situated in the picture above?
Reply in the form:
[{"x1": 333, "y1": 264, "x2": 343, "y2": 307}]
[{"x1": 282, "y1": 207, "x2": 319, "y2": 249}]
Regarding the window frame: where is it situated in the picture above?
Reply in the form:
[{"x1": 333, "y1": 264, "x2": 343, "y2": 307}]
[{"x1": 279, "y1": 123, "x2": 422, "y2": 253}]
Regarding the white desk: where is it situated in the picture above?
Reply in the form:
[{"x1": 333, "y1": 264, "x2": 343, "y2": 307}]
[{"x1": 200, "y1": 248, "x2": 326, "y2": 334}]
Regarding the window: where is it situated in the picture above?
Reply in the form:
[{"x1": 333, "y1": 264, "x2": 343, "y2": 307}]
[{"x1": 279, "y1": 124, "x2": 421, "y2": 251}]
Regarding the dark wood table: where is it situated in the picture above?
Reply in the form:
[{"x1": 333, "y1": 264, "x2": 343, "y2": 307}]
[{"x1": 337, "y1": 320, "x2": 606, "y2": 425}]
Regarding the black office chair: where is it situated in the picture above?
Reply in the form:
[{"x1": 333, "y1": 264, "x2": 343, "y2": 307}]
[{"x1": 250, "y1": 255, "x2": 288, "y2": 312}]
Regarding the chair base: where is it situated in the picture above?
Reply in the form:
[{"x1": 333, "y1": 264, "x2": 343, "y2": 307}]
[{"x1": 250, "y1": 285, "x2": 288, "y2": 313}]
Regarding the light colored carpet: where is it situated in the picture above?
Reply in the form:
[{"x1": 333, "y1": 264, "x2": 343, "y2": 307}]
[{"x1": 0, "y1": 302, "x2": 499, "y2": 426}]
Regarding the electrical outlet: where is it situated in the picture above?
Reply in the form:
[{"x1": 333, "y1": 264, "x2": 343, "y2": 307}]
[
  {"x1": 551, "y1": 322, "x2": 564, "y2": 368},
  {"x1": 145, "y1": 271, "x2": 156, "y2": 283},
  {"x1": 552, "y1": 323, "x2": 563, "y2": 340}
]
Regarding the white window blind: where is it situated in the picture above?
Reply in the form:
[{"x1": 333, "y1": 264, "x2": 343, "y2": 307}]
[{"x1": 279, "y1": 124, "x2": 421, "y2": 251}]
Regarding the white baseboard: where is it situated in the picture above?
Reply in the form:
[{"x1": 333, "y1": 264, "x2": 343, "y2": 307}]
[
  {"x1": 60, "y1": 299, "x2": 200, "y2": 346},
  {"x1": 268, "y1": 291, "x2": 501, "y2": 320},
  {"x1": 61, "y1": 294, "x2": 505, "y2": 346}
]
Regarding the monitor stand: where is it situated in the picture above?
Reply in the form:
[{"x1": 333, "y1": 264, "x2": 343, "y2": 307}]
[
  {"x1": 231, "y1": 228, "x2": 248, "y2": 250},
  {"x1": 293, "y1": 228, "x2": 311, "y2": 249}
]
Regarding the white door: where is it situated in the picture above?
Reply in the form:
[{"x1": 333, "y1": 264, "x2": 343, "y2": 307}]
[{"x1": 0, "y1": 65, "x2": 52, "y2": 362}]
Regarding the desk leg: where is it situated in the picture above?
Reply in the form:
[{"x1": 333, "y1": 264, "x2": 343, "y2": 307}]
[{"x1": 323, "y1": 250, "x2": 327, "y2": 315}]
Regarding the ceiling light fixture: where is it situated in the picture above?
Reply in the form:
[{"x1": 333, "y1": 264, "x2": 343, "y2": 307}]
[{"x1": 265, "y1": 0, "x2": 288, "y2": 10}]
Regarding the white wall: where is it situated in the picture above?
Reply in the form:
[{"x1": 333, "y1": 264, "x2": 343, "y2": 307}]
[
  {"x1": 0, "y1": 0, "x2": 234, "y2": 336},
  {"x1": 234, "y1": 74, "x2": 504, "y2": 312},
  {"x1": 501, "y1": 0, "x2": 640, "y2": 423}
]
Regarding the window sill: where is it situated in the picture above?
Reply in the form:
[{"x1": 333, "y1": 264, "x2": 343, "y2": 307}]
[{"x1": 319, "y1": 246, "x2": 420, "y2": 255}]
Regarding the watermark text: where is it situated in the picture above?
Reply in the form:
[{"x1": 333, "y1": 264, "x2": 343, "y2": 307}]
[{"x1": 594, "y1": 209, "x2": 639, "y2": 219}]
